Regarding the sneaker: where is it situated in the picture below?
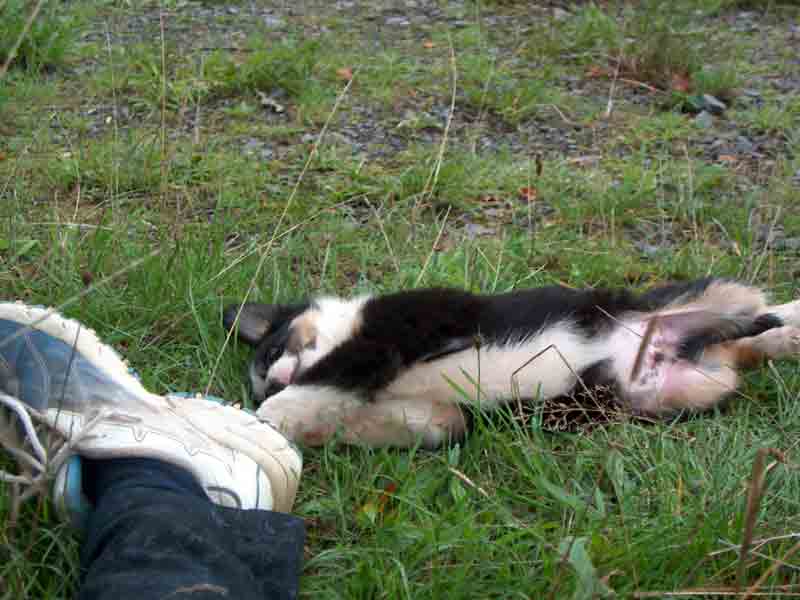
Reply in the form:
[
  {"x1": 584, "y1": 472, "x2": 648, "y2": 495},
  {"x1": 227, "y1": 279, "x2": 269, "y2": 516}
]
[{"x1": 0, "y1": 302, "x2": 302, "y2": 522}]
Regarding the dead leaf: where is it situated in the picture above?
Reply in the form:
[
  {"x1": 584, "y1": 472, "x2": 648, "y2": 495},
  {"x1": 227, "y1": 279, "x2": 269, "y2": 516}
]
[
  {"x1": 670, "y1": 72, "x2": 692, "y2": 93},
  {"x1": 518, "y1": 186, "x2": 538, "y2": 203},
  {"x1": 377, "y1": 482, "x2": 397, "y2": 514},
  {"x1": 586, "y1": 65, "x2": 607, "y2": 79},
  {"x1": 0, "y1": 152, "x2": 6, "y2": 161},
  {"x1": 422, "y1": 40, "x2": 435, "y2": 49},
  {"x1": 566, "y1": 156, "x2": 601, "y2": 167},
  {"x1": 718, "y1": 154, "x2": 737, "y2": 163},
  {"x1": 336, "y1": 67, "x2": 353, "y2": 81}
]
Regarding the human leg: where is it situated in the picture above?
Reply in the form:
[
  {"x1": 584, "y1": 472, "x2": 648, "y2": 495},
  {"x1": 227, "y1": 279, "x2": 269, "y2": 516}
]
[{"x1": 77, "y1": 457, "x2": 304, "y2": 600}]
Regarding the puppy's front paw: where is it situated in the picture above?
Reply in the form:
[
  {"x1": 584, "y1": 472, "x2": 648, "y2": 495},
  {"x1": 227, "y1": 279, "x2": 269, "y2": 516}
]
[{"x1": 256, "y1": 400, "x2": 298, "y2": 440}]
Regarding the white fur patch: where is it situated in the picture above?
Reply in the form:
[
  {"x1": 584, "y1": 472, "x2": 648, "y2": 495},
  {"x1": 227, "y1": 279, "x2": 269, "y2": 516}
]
[
  {"x1": 311, "y1": 295, "x2": 370, "y2": 342},
  {"x1": 379, "y1": 321, "x2": 621, "y2": 409}
]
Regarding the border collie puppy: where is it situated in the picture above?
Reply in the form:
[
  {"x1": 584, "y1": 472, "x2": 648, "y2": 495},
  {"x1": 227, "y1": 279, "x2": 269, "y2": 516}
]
[{"x1": 223, "y1": 278, "x2": 800, "y2": 448}]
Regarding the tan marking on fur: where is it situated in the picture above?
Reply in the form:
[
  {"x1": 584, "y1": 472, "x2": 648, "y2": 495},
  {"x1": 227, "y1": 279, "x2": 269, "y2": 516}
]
[
  {"x1": 697, "y1": 326, "x2": 800, "y2": 372},
  {"x1": 712, "y1": 340, "x2": 765, "y2": 369},
  {"x1": 286, "y1": 313, "x2": 318, "y2": 354},
  {"x1": 290, "y1": 298, "x2": 365, "y2": 354},
  {"x1": 648, "y1": 325, "x2": 800, "y2": 414},
  {"x1": 667, "y1": 280, "x2": 768, "y2": 315},
  {"x1": 351, "y1": 309, "x2": 364, "y2": 335}
]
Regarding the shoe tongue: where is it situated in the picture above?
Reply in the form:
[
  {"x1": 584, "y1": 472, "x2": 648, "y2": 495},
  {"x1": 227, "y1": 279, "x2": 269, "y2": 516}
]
[
  {"x1": 0, "y1": 320, "x2": 47, "y2": 409},
  {"x1": 0, "y1": 321, "x2": 56, "y2": 412},
  {"x1": 0, "y1": 319, "x2": 148, "y2": 415}
]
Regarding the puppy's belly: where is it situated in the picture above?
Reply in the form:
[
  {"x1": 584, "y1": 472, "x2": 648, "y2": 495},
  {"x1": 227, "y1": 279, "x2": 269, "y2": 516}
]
[{"x1": 380, "y1": 323, "x2": 617, "y2": 408}]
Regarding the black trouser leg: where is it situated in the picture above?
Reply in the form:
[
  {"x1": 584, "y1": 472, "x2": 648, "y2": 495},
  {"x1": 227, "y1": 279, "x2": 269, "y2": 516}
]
[{"x1": 78, "y1": 458, "x2": 305, "y2": 600}]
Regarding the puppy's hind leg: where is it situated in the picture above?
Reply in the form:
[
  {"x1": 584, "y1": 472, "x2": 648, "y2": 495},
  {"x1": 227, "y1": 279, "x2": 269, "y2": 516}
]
[
  {"x1": 619, "y1": 309, "x2": 772, "y2": 416},
  {"x1": 626, "y1": 325, "x2": 800, "y2": 416},
  {"x1": 717, "y1": 326, "x2": 800, "y2": 369},
  {"x1": 650, "y1": 326, "x2": 800, "y2": 413}
]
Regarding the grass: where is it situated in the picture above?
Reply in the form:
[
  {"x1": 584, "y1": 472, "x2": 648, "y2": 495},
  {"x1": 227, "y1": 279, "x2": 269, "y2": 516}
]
[
  {"x1": 0, "y1": 0, "x2": 80, "y2": 74},
  {"x1": 2, "y1": 0, "x2": 800, "y2": 598}
]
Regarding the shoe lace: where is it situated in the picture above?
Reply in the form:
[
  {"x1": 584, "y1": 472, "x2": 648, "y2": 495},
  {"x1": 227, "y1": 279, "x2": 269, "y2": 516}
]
[{"x1": 0, "y1": 391, "x2": 109, "y2": 525}]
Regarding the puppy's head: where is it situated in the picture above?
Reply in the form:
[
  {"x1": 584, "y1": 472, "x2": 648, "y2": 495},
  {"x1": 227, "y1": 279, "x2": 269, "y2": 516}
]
[{"x1": 223, "y1": 297, "x2": 367, "y2": 402}]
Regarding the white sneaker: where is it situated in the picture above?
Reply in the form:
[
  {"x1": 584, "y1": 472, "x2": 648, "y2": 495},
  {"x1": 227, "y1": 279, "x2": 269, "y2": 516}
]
[{"x1": 0, "y1": 302, "x2": 302, "y2": 518}]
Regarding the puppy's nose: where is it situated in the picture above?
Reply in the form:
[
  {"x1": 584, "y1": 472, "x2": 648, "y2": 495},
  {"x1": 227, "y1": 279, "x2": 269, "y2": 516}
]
[{"x1": 270, "y1": 359, "x2": 297, "y2": 386}]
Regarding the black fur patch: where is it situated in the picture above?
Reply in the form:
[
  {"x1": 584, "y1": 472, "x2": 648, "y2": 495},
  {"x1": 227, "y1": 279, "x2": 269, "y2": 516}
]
[
  {"x1": 638, "y1": 277, "x2": 717, "y2": 310},
  {"x1": 296, "y1": 287, "x2": 646, "y2": 395},
  {"x1": 296, "y1": 289, "x2": 482, "y2": 394},
  {"x1": 577, "y1": 359, "x2": 614, "y2": 390},
  {"x1": 223, "y1": 302, "x2": 310, "y2": 347}
]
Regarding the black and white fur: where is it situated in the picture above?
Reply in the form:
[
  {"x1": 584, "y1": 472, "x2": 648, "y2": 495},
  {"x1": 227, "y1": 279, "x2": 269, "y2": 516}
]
[{"x1": 223, "y1": 278, "x2": 800, "y2": 448}]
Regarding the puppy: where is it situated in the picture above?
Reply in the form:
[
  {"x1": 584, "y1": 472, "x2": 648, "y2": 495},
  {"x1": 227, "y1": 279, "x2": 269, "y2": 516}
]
[{"x1": 223, "y1": 278, "x2": 800, "y2": 448}]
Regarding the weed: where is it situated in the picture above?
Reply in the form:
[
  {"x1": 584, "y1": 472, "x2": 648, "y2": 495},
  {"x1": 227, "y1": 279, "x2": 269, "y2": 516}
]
[
  {"x1": 0, "y1": 0, "x2": 78, "y2": 73},
  {"x1": 91, "y1": 34, "x2": 333, "y2": 121},
  {"x1": 38, "y1": 132, "x2": 163, "y2": 199},
  {"x1": 615, "y1": 4, "x2": 742, "y2": 107},
  {"x1": 530, "y1": 1, "x2": 742, "y2": 110},
  {"x1": 691, "y1": 66, "x2": 740, "y2": 102},
  {"x1": 456, "y1": 52, "x2": 562, "y2": 123},
  {"x1": 235, "y1": 36, "x2": 323, "y2": 99},
  {"x1": 737, "y1": 97, "x2": 800, "y2": 135},
  {"x1": 356, "y1": 49, "x2": 427, "y2": 105}
]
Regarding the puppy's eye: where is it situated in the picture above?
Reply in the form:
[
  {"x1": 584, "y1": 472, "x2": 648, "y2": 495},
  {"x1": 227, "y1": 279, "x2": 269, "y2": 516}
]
[
  {"x1": 253, "y1": 361, "x2": 268, "y2": 378},
  {"x1": 268, "y1": 346, "x2": 283, "y2": 362}
]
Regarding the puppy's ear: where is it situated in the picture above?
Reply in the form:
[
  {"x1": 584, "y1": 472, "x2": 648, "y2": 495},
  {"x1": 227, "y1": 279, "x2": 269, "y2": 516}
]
[{"x1": 223, "y1": 303, "x2": 278, "y2": 346}]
